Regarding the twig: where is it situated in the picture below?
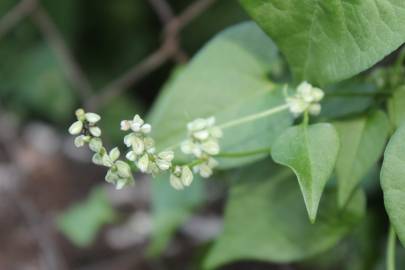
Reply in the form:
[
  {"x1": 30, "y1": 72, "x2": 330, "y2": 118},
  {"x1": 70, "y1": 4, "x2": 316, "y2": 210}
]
[
  {"x1": 85, "y1": 42, "x2": 173, "y2": 110},
  {"x1": 87, "y1": 0, "x2": 217, "y2": 111},
  {"x1": 148, "y1": 0, "x2": 174, "y2": 23},
  {"x1": 30, "y1": 5, "x2": 93, "y2": 100},
  {"x1": 0, "y1": 0, "x2": 37, "y2": 40}
]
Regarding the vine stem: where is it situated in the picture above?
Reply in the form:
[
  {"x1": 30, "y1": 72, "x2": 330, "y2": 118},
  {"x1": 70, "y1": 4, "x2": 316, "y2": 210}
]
[
  {"x1": 218, "y1": 104, "x2": 289, "y2": 129},
  {"x1": 387, "y1": 225, "x2": 397, "y2": 270}
]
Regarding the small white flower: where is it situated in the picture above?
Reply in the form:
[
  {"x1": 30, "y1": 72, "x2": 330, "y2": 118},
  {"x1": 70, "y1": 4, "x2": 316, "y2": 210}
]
[
  {"x1": 126, "y1": 151, "x2": 137, "y2": 161},
  {"x1": 131, "y1": 115, "x2": 144, "y2": 132},
  {"x1": 141, "y1": 123, "x2": 152, "y2": 134},
  {"x1": 132, "y1": 136, "x2": 145, "y2": 155},
  {"x1": 89, "y1": 138, "x2": 103, "y2": 152},
  {"x1": 109, "y1": 147, "x2": 120, "y2": 162},
  {"x1": 89, "y1": 126, "x2": 102, "y2": 137},
  {"x1": 69, "y1": 121, "x2": 83, "y2": 135},
  {"x1": 85, "y1": 112, "x2": 101, "y2": 124},
  {"x1": 170, "y1": 174, "x2": 184, "y2": 190},
  {"x1": 286, "y1": 81, "x2": 325, "y2": 117},
  {"x1": 74, "y1": 135, "x2": 89, "y2": 147},
  {"x1": 115, "y1": 160, "x2": 131, "y2": 178},
  {"x1": 181, "y1": 166, "x2": 193, "y2": 186},
  {"x1": 193, "y1": 130, "x2": 210, "y2": 140},
  {"x1": 158, "y1": 151, "x2": 174, "y2": 161},
  {"x1": 120, "y1": 120, "x2": 131, "y2": 131},
  {"x1": 201, "y1": 140, "x2": 220, "y2": 155},
  {"x1": 193, "y1": 158, "x2": 218, "y2": 178},
  {"x1": 137, "y1": 154, "x2": 149, "y2": 172}
]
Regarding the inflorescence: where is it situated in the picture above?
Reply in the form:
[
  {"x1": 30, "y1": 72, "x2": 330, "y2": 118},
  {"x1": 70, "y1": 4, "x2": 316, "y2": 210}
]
[{"x1": 68, "y1": 81, "x2": 324, "y2": 190}]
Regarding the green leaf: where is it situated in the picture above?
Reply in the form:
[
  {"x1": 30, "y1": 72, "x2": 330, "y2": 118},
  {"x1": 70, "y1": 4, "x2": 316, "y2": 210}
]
[
  {"x1": 204, "y1": 161, "x2": 365, "y2": 269},
  {"x1": 148, "y1": 22, "x2": 292, "y2": 169},
  {"x1": 334, "y1": 110, "x2": 390, "y2": 207},
  {"x1": 319, "y1": 80, "x2": 377, "y2": 119},
  {"x1": 240, "y1": 0, "x2": 405, "y2": 85},
  {"x1": 388, "y1": 85, "x2": 405, "y2": 128},
  {"x1": 381, "y1": 123, "x2": 405, "y2": 247},
  {"x1": 57, "y1": 186, "x2": 116, "y2": 247},
  {"x1": 271, "y1": 123, "x2": 340, "y2": 222},
  {"x1": 148, "y1": 174, "x2": 205, "y2": 255}
]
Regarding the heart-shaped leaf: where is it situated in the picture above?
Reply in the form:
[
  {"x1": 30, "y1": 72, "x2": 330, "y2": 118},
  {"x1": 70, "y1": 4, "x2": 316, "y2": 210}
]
[
  {"x1": 204, "y1": 161, "x2": 365, "y2": 269},
  {"x1": 148, "y1": 22, "x2": 292, "y2": 169},
  {"x1": 271, "y1": 123, "x2": 340, "y2": 222},
  {"x1": 240, "y1": 0, "x2": 405, "y2": 85}
]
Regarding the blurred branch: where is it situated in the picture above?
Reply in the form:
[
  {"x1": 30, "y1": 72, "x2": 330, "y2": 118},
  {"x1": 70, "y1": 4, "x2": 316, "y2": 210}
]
[
  {"x1": 0, "y1": 0, "x2": 37, "y2": 40},
  {"x1": 30, "y1": 5, "x2": 94, "y2": 100},
  {"x1": 86, "y1": 0, "x2": 217, "y2": 111},
  {"x1": 148, "y1": 0, "x2": 174, "y2": 23}
]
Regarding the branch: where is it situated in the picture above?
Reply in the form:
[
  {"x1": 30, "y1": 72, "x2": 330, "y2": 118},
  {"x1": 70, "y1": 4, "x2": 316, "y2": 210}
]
[
  {"x1": 0, "y1": 0, "x2": 37, "y2": 40},
  {"x1": 30, "y1": 6, "x2": 93, "y2": 100},
  {"x1": 87, "y1": 0, "x2": 217, "y2": 111},
  {"x1": 85, "y1": 43, "x2": 173, "y2": 110},
  {"x1": 148, "y1": 0, "x2": 174, "y2": 24}
]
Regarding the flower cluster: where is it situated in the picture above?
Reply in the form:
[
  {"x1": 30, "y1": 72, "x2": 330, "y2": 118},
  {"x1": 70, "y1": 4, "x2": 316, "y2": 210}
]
[
  {"x1": 121, "y1": 115, "x2": 174, "y2": 176},
  {"x1": 181, "y1": 117, "x2": 222, "y2": 178},
  {"x1": 69, "y1": 109, "x2": 134, "y2": 189},
  {"x1": 68, "y1": 109, "x2": 102, "y2": 147},
  {"x1": 286, "y1": 81, "x2": 324, "y2": 117}
]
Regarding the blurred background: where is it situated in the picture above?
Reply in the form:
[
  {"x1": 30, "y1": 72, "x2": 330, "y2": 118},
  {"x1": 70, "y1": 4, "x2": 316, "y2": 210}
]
[{"x1": 0, "y1": 0, "x2": 252, "y2": 269}]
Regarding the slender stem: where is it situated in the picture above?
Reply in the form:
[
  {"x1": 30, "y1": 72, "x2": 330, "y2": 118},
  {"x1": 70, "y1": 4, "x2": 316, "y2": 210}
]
[
  {"x1": 218, "y1": 104, "x2": 289, "y2": 129},
  {"x1": 387, "y1": 225, "x2": 397, "y2": 270},
  {"x1": 216, "y1": 148, "x2": 271, "y2": 158}
]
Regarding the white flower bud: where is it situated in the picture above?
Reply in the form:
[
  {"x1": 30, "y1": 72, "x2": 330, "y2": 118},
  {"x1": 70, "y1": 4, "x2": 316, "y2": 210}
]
[
  {"x1": 120, "y1": 120, "x2": 131, "y2": 131},
  {"x1": 158, "y1": 151, "x2": 174, "y2": 162},
  {"x1": 109, "y1": 147, "x2": 120, "y2": 162},
  {"x1": 75, "y1": 108, "x2": 85, "y2": 119},
  {"x1": 132, "y1": 136, "x2": 145, "y2": 155},
  {"x1": 312, "y1": 88, "x2": 324, "y2": 102},
  {"x1": 69, "y1": 121, "x2": 83, "y2": 135},
  {"x1": 206, "y1": 117, "x2": 216, "y2": 127},
  {"x1": 181, "y1": 166, "x2": 193, "y2": 186},
  {"x1": 137, "y1": 154, "x2": 149, "y2": 172},
  {"x1": 201, "y1": 140, "x2": 220, "y2": 155},
  {"x1": 193, "y1": 130, "x2": 210, "y2": 140},
  {"x1": 124, "y1": 133, "x2": 135, "y2": 147},
  {"x1": 131, "y1": 115, "x2": 144, "y2": 132},
  {"x1": 156, "y1": 159, "x2": 171, "y2": 171},
  {"x1": 85, "y1": 112, "x2": 101, "y2": 124},
  {"x1": 89, "y1": 138, "x2": 102, "y2": 152},
  {"x1": 170, "y1": 174, "x2": 184, "y2": 190},
  {"x1": 116, "y1": 160, "x2": 132, "y2": 178},
  {"x1": 105, "y1": 170, "x2": 117, "y2": 183},
  {"x1": 115, "y1": 178, "x2": 128, "y2": 190},
  {"x1": 187, "y1": 118, "x2": 207, "y2": 131},
  {"x1": 126, "y1": 151, "x2": 136, "y2": 161},
  {"x1": 198, "y1": 163, "x2": 213, "y2": 178},
  {"x1": 141, "y1": 124, "x2": 152, "y2": 134},
  {"x1": 74, "y1": 135, "x2": 87, "y2": 147},
  {"x1": 89, "y1": 126, "x2": 102, "y2": 137},
  {"x1": 102, "y1": 154, "x2": 113, "y2": 167},
  {"x1": 92, "y1": 153, "x2": 104, "y2": 165}
]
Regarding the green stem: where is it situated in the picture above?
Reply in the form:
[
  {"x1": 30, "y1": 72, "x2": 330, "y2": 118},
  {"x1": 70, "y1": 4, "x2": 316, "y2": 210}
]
[
  {"x1": 387, "y1": 225, "x2": 397, "y2": 270},
  {"x1": 216, "y1": 148, "x2": 271, "y2": 158},
  {"x1": 218, "y1": 104, "x2": 289, "y2": 129}
]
